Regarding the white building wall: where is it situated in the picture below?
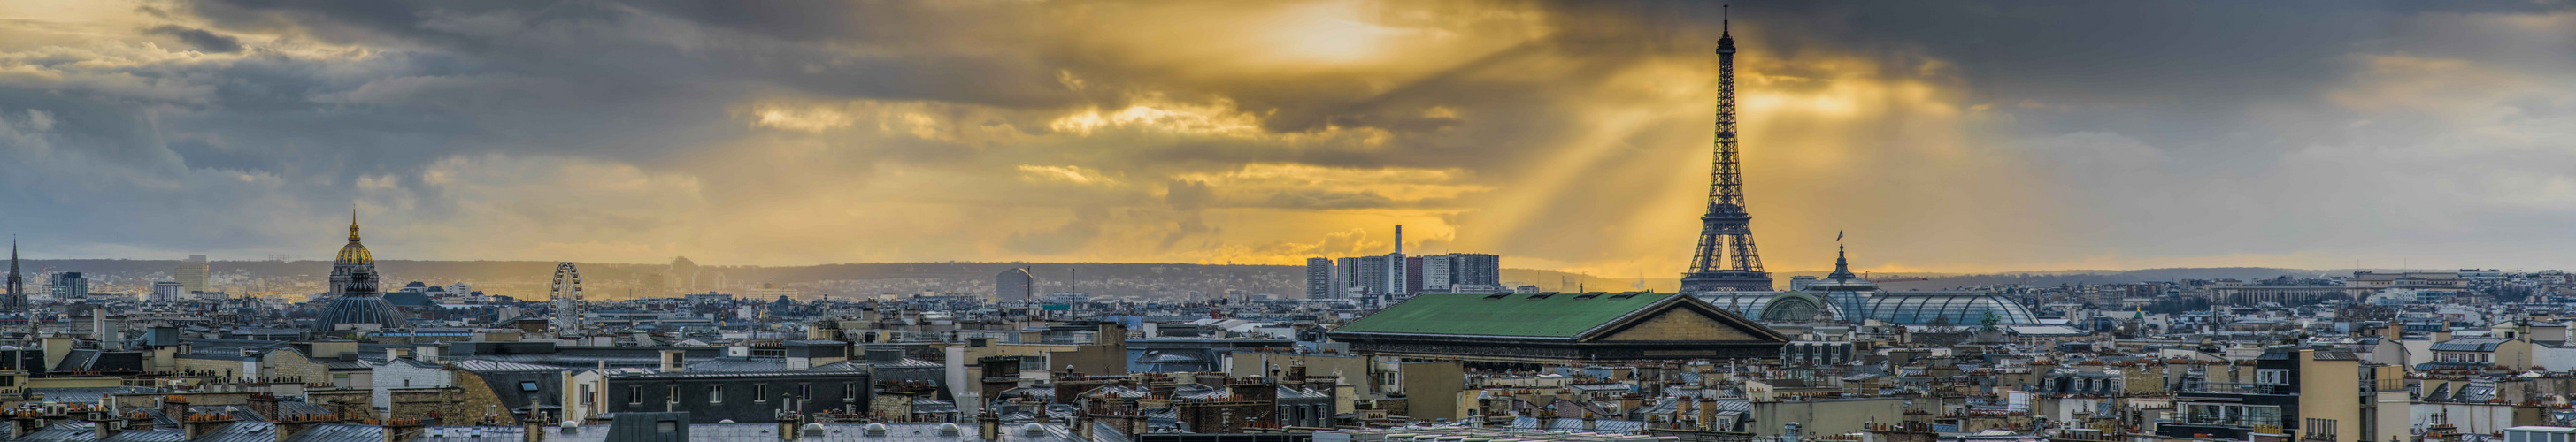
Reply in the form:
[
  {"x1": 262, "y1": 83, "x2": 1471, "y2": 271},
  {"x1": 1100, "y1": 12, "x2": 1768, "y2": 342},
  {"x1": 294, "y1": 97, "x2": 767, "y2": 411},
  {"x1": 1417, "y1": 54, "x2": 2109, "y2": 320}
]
[
  {"x1": 2410, "y1": 403, "x2": 2518, "y2": 436},
  {"x1": 2535, "y1": 345, "x2": 2576, "y2": 372},
  {"x1": 2403, "y1": 339, "x2": 2434, "y2": 367},
  {"x1": 371, "y1": 362, "x2": 454, "y2": 410}
]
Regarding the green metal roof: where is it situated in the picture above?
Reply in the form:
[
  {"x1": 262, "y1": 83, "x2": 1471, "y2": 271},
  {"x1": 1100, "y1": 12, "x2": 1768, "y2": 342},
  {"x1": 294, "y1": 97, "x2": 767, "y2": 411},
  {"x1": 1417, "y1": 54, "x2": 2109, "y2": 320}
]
[{"x1": 1334, "y1": 293, "x2": 1681, "y2": 339}]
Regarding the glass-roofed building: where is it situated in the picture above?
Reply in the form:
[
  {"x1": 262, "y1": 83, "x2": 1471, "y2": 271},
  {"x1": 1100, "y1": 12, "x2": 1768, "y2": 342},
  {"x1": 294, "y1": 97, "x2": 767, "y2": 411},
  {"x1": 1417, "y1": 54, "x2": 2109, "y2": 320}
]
[{"x1": 1692, "y1": 246, "x2": 2040, "y2": 325}]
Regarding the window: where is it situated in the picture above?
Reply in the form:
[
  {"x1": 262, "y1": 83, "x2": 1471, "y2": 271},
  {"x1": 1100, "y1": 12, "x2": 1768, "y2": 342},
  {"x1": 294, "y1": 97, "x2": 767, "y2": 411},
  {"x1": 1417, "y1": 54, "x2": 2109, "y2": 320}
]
[
  {"x1": 656, "y1": 420, "x2": 677, "y2": 432},
  {"x1": 581, "y1": 385, "x2": 594, "y2": 406},
  {"x1": 629, "y1": 385, "x2": 642, "y2": 406},
  {"x1": 667, "y1": 385, "x2": 681, "y2": 403},
  {"x1": 2256, "y1": 369, "x2": 2288, "y2": 385},
  {"x1": 844, "y1": 382, "x2": 857, "y2": 400},
  {"x1": 708, "y1": 385, "x2": 724, "y2": 404},
  {"x1": 754, "y1": 385, "x2": 768, "y2": 402},
  {"x1": 800, "y1": 383, "x2": 811, "y2": 400},
  {"x1": 520, "y1": 381, "x2": 542, "y2": 392}
]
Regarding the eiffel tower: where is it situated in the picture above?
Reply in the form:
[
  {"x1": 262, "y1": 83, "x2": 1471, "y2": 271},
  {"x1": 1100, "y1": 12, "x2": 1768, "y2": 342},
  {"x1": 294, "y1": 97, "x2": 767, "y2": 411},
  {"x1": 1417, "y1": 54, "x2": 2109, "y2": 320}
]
[{"x1": 1680, "y1": 7, "x2": 1772, "y2": 293}]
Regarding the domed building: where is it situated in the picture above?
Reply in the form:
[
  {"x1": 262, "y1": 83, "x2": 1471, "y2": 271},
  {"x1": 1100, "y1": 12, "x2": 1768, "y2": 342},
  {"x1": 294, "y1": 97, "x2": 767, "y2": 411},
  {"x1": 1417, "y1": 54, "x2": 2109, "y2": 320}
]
[
  {"x1": 1808, "y1": 245, "x2": 1878, "y2": 321},
  {"x1": 1696, "y1": 244, "x2": 2040, "y2": 325},
  {"x1": 314, "y1": 212, "x2": 406, "y2": 332}
]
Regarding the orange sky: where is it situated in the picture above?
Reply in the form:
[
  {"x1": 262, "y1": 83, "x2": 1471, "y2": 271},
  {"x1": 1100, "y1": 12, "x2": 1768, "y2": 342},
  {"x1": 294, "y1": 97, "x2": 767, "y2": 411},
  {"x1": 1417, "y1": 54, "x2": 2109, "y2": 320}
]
[{"x1": 3, "y1": 1, "x2": 2574, "y2": 275}]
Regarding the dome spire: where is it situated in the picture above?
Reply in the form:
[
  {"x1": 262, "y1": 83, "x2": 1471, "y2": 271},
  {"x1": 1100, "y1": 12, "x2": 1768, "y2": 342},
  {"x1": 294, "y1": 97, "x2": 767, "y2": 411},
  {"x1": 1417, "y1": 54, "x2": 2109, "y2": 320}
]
[
  {"x1": 1827, "y1": 234, "x2": 1857, "y2": 280},
  {"x1": 349, "y1": 207, "x2": 362, "y2": 243}
]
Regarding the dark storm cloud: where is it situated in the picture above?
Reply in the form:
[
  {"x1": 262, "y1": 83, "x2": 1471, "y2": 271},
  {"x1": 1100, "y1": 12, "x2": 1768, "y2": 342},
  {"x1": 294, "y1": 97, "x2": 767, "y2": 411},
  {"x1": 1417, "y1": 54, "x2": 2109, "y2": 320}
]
[
  {"x1": 1540, "y1": 0, "x2": 2572, "y2": 148},
  {"x1": 1266, "y1": 190, "x2": 1397, "y2": 210},
  {"x1": 2, "y1": 0, "x2": 2571, "y2": 271},
  {"x1": 142, "y1": 25, "x2": 242, "y2": 52}
]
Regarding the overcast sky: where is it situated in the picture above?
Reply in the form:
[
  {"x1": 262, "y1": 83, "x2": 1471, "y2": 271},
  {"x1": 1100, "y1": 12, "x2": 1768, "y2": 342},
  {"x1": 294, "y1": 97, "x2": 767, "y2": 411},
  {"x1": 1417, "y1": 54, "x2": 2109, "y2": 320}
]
[{"x1": 2, "y1": 0, "x2": 2572, "y2": 275}]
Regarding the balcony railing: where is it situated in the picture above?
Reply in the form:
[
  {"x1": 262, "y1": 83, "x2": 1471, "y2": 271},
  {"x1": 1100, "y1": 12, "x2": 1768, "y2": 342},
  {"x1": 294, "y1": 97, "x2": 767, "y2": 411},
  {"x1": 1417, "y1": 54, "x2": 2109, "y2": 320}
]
[
  {"x1": 2183, "y1": 382, "x2": 2288, "y2": 394},
  {"x1": 2158, "y1": 415, "x2": 2285, "y2": 428}
]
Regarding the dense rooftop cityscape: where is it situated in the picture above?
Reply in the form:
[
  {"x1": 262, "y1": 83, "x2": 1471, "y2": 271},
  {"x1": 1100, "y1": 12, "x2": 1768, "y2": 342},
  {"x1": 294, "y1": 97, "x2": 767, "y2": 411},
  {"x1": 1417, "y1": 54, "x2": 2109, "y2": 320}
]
[
  {"x1": 4, "y1": 210, "x2": 2572, "y2": 442},
  {"x1": 4, "y1": 1, "x2": 2573, "y2": 442}
]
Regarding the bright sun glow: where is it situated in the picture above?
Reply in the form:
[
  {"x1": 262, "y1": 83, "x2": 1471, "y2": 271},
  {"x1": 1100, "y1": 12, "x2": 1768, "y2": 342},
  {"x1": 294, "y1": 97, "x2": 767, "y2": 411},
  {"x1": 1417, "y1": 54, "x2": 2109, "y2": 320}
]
[{"x1": 1261, "y1": 0, "x2": 1403, "y2": 64}]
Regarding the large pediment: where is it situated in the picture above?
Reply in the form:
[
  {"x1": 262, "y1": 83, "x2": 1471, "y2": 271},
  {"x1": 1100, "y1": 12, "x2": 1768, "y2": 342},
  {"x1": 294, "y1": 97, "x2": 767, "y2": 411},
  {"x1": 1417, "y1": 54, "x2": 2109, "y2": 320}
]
[{"x1": 1586, "y1": 299, "x2": 1788, "y2": 343}]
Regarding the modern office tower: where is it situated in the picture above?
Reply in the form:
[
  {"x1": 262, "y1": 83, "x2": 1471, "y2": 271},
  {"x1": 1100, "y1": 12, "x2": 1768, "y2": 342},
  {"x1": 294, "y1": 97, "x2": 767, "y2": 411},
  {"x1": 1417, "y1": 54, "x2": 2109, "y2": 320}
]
[
  {"x1": 1335, "y1": 256, "x2": 1368, "y2": 297},
  {"x1": 175, "y1": 255, "x2": 211, "y2": 293},
  {"x1": 1303, "y1": 258, "x2": 1334, "y2": 299},
  {"x1": 996, "y1": 268, "x2": 1034, "y2": 301},
  {"x1": 1403, "y1": 256, "x2": 1424, "y2": 294},
  {"x1": 1342, "y1": 255, "x2": 1391, "y2": 296},
  {"x1": 1323, "y1": 225, "x2": 1426, "y2": 298},
  {"x1": 1420, "y1": 253, "x2": 1503, "y2": 292},
  {"x1": 150, "y1": 282, "x2": 182, "y2": 303},
  {"x1": 50, "y1": 272, "x2": 87, "y2": 300},
  {"x1": 1424, "y1": 255, "x2": 1454, "y2": 292}
]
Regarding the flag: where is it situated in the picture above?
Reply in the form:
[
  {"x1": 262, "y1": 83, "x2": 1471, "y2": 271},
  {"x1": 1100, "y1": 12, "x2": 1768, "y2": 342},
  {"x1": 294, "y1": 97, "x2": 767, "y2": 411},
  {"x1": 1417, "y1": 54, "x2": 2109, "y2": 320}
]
[{"x1": 1836, "y1": 230, "x2": 1843, "y2": 241}]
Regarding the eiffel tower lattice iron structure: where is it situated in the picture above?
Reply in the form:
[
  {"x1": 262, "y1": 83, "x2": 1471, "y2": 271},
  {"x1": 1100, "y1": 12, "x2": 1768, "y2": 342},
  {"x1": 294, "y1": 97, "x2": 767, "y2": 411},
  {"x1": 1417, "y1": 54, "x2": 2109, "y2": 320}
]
[{"x1": 1680, "y1": 6, "x2": 1772, "y2": 293}]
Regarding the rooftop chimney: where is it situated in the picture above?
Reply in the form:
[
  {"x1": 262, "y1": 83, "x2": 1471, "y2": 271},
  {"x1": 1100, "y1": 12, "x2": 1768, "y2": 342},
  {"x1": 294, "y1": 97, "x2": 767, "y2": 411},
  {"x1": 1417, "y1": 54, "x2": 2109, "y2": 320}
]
[
  {"x1": 179, "y1": 410, "x2": 233, "y2": 441},
  {"x1": 658, "y1": 349, "x2": 686, "y2": 372},
  {"x1": 85, "y1": 411, "x2": 122, "y2": 441}
]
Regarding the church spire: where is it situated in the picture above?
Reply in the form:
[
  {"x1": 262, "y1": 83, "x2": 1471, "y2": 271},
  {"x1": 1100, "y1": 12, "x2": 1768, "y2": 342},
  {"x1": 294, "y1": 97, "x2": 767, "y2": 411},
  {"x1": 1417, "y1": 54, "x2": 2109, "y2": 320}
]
[{"x1": 6, "y1": 236, "x2": 21, "y2": 311}]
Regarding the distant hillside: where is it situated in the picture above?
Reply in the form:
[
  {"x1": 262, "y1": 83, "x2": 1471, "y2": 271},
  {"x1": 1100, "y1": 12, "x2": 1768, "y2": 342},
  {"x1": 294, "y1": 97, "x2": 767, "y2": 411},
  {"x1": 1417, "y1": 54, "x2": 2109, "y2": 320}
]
[
  {"x1": 11, "y1": 258, "x2": 2398, "y2": 300},
  {"x1": 1872, "y1": 267, "x2": 2360, "y2": 291}
]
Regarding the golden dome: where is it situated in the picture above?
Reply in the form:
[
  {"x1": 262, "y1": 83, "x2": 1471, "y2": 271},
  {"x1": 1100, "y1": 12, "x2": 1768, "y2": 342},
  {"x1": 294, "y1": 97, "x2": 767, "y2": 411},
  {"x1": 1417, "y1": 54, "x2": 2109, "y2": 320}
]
[
  {"x1": 336, "y1": 243, "x2": 373, "y2": 265},
  {"x1": 335, "y1": 210, "x2": 373, "y2": 265}
]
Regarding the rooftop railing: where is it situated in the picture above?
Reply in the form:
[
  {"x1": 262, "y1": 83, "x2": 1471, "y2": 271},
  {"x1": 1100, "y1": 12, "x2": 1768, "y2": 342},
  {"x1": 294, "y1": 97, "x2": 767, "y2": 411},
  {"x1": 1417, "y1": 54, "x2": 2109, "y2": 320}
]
[{"x1": 2180, "y1": 382, "x2": 2288, "y2": 394}]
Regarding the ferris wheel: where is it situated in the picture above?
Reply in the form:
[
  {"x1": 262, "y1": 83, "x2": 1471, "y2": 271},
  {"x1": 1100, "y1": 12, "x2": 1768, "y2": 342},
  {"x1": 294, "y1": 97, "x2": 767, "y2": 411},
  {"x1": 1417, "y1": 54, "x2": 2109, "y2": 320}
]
[{"x1": 550, "y1": 262, "x2": 583, "y2": 332}]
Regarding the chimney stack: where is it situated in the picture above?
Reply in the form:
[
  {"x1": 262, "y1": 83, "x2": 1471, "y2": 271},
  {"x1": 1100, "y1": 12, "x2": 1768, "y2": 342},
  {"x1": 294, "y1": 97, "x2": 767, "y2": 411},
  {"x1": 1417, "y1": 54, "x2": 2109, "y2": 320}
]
[
  {"x1": 85, "y1": 411, "x2": 122, "y2": 441},
  {"x1": 159, "y1": 395, "x2": 188, "y2": 426},
  {"x1": 381, "y1": 418, "x2": 426, "y2": 442},
  {"x1": 180, "y1": 410, "x2": 234, "y2": 441},
  {"x1": 1394, "y1": 225, "x2": 1403, "y2": 255},
  {"x1": 979, "y1": 409, "x2": 1001, "y2": 442}
]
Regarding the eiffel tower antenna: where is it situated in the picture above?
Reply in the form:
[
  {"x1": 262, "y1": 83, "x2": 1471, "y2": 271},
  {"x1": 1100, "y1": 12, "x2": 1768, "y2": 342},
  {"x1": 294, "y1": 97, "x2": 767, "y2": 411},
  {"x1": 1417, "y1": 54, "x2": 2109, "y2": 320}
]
[{"x1": 1680, "y1": 4, "x2": 1772, "y2": 293}]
